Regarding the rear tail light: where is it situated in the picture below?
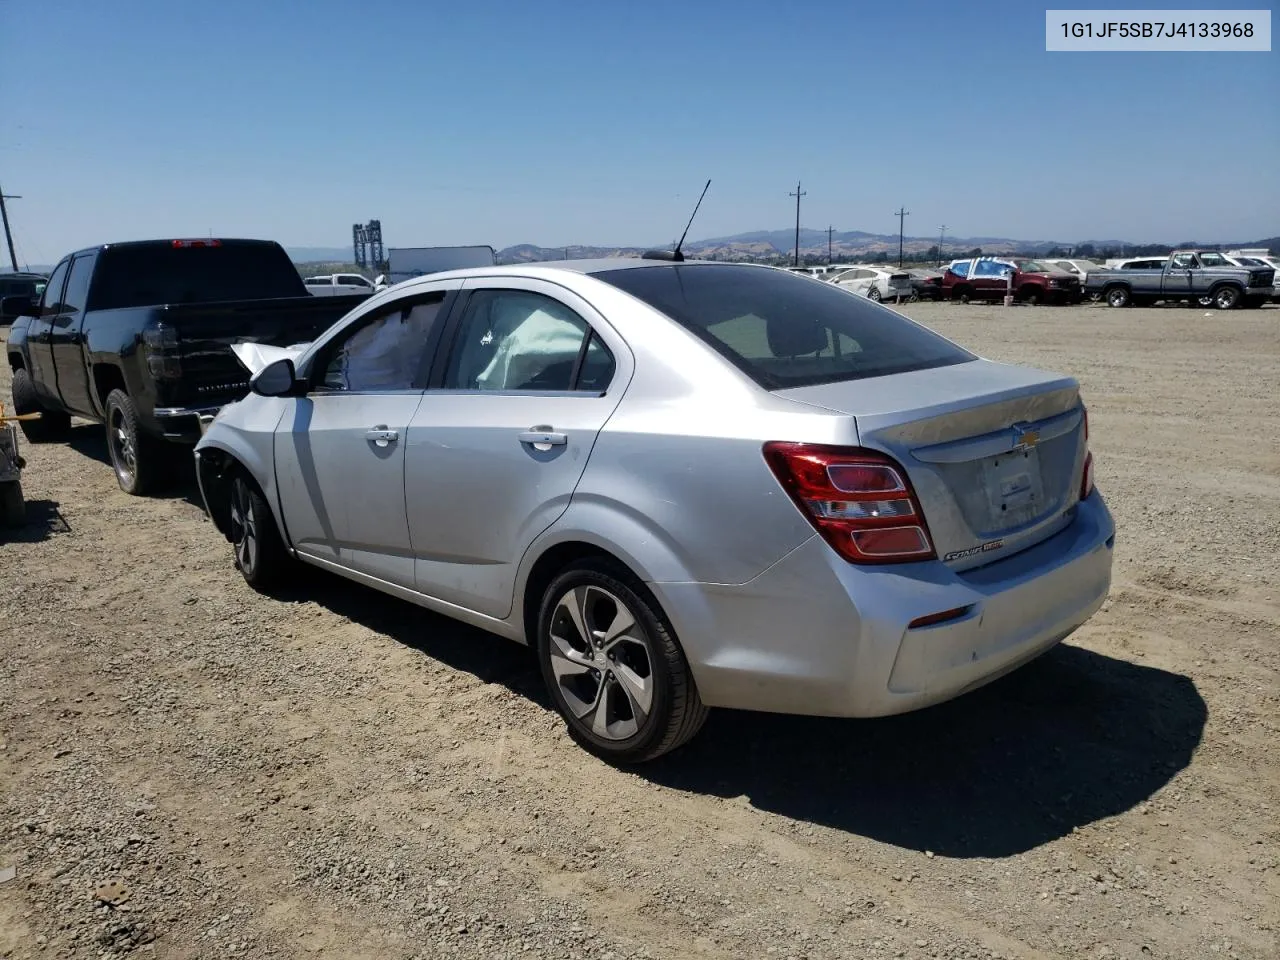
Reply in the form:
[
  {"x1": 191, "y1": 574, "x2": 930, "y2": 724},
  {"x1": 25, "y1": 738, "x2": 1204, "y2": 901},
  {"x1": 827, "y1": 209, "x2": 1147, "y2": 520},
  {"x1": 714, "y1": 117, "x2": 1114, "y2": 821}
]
[
  {"x1": 1079, "y1": 404, "x2": 1094, "y2": 500},
  {"x1": 763, "y1": 442, "x2": 936, "y2": 564},
  {"x1": 142, "y1": 321, "x2": 182, "y2": 379}
]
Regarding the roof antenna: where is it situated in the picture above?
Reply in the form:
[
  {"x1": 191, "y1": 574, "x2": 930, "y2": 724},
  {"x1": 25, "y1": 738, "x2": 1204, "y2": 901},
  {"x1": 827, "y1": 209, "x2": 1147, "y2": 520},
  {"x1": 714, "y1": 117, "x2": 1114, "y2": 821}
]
[{"x1": 643, "y1": 179, "x2": 710, "y2": 261}]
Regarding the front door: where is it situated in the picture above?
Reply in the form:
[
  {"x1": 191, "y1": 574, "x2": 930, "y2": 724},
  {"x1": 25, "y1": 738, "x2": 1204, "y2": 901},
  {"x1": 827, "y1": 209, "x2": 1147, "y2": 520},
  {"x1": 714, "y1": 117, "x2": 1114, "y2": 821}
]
[
  {"x1": 273, "y1": 289, "x2": 455, "y2": 587},
  {"x1": 406, "y1": 280, "x2": 627, "y2": 620},
  {"x1": 1167, "y1": 252, "x2": 1198, "y2": 300},
  {"x1": 26, "y1": 257, "x2": 69, "y2": 405},
  {"x1": 48, "y1": 251, "x2": 99, "y2": 417}
]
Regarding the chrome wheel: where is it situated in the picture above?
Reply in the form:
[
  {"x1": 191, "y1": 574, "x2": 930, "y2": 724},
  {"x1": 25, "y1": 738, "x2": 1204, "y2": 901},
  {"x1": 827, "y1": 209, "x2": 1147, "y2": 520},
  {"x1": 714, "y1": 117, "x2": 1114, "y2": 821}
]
[
  {"x1": 107, "y1": 407, "x2": 137, "y2": 487},
  {"x1": 1213, "y1": 287, "x2": 1239, "y2": 310},
  {"x1": 229, "y1": 477, "x2": 259, "y2": 575},
  {"x1": 867, "y1": 287, "x2": 882, "y2": 302},
  {"x1": 1107, "y1": 287, "x2": 1129, "y2": 308},
  {"x1": 547, "y1": 585, "x2": 654, "y2": 742}
]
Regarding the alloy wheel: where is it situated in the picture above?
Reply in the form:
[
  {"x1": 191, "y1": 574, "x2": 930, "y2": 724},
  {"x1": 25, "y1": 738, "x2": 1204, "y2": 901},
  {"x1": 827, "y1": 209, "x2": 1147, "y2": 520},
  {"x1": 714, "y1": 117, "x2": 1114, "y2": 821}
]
[
  {"x1": 229, "y1": 477, "x2": 259, "y2": 575},
  {"x1": 107, "y1": 408, "x2": 137, "y2": 487},
  {"x1": 546, "y1": 585, "x2": 654, "y2": 741}
]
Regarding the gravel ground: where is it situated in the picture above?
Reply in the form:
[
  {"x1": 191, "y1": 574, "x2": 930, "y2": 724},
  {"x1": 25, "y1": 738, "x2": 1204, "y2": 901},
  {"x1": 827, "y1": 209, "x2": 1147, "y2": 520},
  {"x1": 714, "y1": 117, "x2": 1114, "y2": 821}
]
[{"x1": 2, "y1": 302, "x2": 1277, "y2": 960}]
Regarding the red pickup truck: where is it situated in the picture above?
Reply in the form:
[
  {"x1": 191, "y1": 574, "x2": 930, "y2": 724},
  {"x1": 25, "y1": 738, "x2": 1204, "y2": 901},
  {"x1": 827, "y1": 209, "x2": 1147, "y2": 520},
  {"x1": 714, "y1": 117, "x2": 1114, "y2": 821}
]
[{"x1": 942, "y1": 257, "x2": 1083, "y2": 305}]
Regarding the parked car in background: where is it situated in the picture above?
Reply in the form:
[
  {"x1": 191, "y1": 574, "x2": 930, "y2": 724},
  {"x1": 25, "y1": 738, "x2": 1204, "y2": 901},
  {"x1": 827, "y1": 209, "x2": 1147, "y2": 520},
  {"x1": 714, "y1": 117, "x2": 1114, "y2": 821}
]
[
  {"x1": 1219, "y1": 253, "x2": 1279, "y2": 302},
  {"x1": 303, "y1": 273, "x2": 384, "y2": 297},
  {"x1": 0, "y1": 272, "x2": 47, "y2": 324},
  {"x1": 4, "y1": 239, "x2": 371, "y2": 495},
  {"x1": 829, "y1": 264, "x2": 914, "y2": 302},
  {"x1": 1085, "y1": 250, "x2": 1274, "y2": 309},
  {"x1": 943, "y1": 257, "x2": 1082, "y2": 305},
  {"x1": 194, "y1": 259, "x2": 1112, "y2": 763},
  {"x1": 1104, "y1": 256, "x2": 1168, "y2": 271},
  {"x1": 905, "y1": 268, "x2": 945, "y2": 301}
]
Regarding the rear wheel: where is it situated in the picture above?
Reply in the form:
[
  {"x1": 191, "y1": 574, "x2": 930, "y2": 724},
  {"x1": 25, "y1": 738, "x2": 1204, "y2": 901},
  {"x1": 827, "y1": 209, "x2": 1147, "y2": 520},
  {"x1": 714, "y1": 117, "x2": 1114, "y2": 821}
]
[
  {"x1": 227, "y1": 471, "x2": 291, "y2": 590},
  {"x1": 1211, "y1": 286, "x2": 1241, "y2": 310},
  {"x1": 11, "y1": 368, "x2": 71, "y2": 442},
  {"x1": 1105, "y1": 286, "x2": 1131, "y2": 308},
  {"x1": 867, "y1": 286, "x2": 882, "y2": 302},
  {"x1": 104, "y1": 389, "x2": 167, "y2": 496},
  {"x1": 537, "y1": 559, "x2": 708, "y2": 763}
]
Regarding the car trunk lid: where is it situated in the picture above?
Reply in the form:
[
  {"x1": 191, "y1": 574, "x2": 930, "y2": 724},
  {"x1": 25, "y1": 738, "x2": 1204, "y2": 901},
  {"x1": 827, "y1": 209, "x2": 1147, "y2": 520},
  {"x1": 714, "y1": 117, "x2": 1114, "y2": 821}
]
[{"x1": 776, "y1": 359, "x2": 1087, "y2": 570}]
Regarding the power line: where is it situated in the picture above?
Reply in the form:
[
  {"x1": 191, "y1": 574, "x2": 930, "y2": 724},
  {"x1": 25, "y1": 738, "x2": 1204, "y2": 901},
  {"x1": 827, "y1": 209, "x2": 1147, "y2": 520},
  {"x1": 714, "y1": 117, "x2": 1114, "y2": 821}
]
[
  {"x1": 789, "y1": 181, "x2": 806, "y2": 267},
  {"x1": 895, "y1": 207, "x2": 910, "y2": 268}
]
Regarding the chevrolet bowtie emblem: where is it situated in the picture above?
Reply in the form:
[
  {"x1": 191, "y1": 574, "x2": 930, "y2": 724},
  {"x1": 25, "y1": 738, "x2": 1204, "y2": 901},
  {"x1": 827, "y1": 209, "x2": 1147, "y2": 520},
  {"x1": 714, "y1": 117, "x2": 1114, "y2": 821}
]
[{"x1": 1012, "y1": 425, "x2": 1040, "y2": 450}]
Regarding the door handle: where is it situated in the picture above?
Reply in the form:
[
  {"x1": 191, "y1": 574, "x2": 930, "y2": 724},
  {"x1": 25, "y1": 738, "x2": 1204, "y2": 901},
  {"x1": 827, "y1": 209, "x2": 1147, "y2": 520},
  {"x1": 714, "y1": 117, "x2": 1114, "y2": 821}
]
[
  {"x1": 518, "y1": 430, "x2": 567, "y2": 447},
  {"x1": 365, "y1": 426, "x2": 399, "y2": 446}
]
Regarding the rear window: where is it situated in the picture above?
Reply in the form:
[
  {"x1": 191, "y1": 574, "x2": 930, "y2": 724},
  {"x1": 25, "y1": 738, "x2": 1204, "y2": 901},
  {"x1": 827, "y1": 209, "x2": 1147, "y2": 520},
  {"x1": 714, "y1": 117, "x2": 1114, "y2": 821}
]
[
  {"x1": 594, "y1": 264, "x2": 974, "y2": 389},
  {"x1": 89, "y1": 243, "x2": 305, "y2": 309}
]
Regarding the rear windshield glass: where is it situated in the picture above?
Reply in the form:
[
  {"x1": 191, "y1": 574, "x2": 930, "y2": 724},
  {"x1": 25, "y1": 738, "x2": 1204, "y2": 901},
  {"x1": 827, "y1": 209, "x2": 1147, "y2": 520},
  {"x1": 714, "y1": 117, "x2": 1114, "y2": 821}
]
[
  {"x1": 594, "y1": 264, "x2": 975, "y2": 389},
  {"x1": 89, "y1": 243, "x2": 304, "y2": 309}
]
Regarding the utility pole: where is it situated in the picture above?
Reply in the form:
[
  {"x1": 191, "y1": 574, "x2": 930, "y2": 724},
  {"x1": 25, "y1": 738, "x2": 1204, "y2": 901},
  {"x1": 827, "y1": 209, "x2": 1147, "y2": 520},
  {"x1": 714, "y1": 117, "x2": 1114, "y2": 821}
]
[
  {"x1": 938, "y1": 224, "x2": 947, "y2": 267},
  {"x1": 895, "y1": 206, "x2": 910, "y2": 267},
  {"x1": 789, "y1": 181, "x2": 806, "y2": 266},
  {"x1": 827, "y1": 225, "x2": 834, "y2": 264},
  {"x1": 0, "y1": 184, "x2": 20, "y2": 272}
]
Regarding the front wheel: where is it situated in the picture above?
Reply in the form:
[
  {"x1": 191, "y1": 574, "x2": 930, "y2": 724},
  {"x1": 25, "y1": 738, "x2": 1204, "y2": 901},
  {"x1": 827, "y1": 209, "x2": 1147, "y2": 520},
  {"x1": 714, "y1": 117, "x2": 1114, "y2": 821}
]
[
  {"x1": 11, "y1": 368, "x2": 71, "y2": 443},
  {"x1": 227, "y1": 471, "x2": 292, "y2": 590},
  {"x1": 0, "y1": 480, "x2": 24, "y2": 528},
  {"x1": 1211, "y1": 286, "x2": 1241, "y2": 310},
  {"x1": 1022, "y1": 289, "x2": 1040, "y2": 306},
  {"x1": 537, "y1": 559, "x2": 708, "y2": 763}
]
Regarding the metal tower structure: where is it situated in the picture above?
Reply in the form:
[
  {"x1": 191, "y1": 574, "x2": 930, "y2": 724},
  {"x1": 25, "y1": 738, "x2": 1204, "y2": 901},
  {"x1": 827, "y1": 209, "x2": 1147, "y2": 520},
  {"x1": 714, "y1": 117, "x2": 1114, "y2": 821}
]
[
  {"x1": 352, "y1": 219, "x2": 384, "y2": 271},
  {"x1": 352, "y1": 223, "x2": 368, "y2": 268}
]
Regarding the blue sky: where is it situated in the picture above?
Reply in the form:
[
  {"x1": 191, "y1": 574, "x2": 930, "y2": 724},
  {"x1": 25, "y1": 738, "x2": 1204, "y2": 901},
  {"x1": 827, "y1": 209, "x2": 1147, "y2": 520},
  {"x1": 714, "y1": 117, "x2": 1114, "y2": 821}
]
[{"x1": 2, "y1": 0, "x2": 1276, "y2": 263}]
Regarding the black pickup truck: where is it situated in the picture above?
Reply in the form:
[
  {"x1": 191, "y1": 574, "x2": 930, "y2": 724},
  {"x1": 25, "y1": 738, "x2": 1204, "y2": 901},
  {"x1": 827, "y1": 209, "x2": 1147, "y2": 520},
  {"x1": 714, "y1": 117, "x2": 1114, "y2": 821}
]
[
  {"x1": 1085, "y1": 250, "x2": 1275, "y2": 310},
  {"x1": 4, "y1": 238, "x2": 367, "y2": 495}
]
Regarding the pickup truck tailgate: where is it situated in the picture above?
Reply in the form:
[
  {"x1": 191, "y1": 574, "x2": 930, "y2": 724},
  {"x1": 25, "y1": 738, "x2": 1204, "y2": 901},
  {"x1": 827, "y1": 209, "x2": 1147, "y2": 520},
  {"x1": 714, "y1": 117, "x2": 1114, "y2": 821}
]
[{"x1": 159, "y1": 295, "x2": 365, "y2": 406}]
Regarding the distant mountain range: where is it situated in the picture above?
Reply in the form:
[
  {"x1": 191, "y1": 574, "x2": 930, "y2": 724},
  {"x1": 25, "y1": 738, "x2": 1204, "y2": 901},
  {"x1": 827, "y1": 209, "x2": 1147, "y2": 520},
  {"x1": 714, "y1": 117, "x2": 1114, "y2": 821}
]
[
  {"x1": 285, "y1": 229, "x2": 1278, "y2": 266},
  {"x1": 5, "y1": 231, "x2": 1275, "y2": 277}
]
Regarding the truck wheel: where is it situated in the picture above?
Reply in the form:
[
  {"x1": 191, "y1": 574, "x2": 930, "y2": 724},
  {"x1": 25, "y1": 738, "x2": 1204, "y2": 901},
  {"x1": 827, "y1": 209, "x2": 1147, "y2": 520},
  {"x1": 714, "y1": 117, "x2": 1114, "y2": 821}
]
[
  {"x1": 1105, "y1": 286, "x2": 1130, "y2": 308},
  {"x1": 1211, "y1": 286, "x2": 1241, "y2": 310},
  {"x1": 11, "y1": 368, "x2": 71, "y2": 443},
  {"x1": 227, "y1": 470, "x2": 292, "y2": 590},
  {"x1": 104, "y1": 389, "x2": 167, "y2": 496},
  {"x1": 0, "y1": 480, "x2": 24, "y2": 528},
  {"x1": 1022, "y1": 289, "x2": 1040, "y2": 306},
  {"x1": 954, "y1": 286, "x2": 971, "y2": 303}
]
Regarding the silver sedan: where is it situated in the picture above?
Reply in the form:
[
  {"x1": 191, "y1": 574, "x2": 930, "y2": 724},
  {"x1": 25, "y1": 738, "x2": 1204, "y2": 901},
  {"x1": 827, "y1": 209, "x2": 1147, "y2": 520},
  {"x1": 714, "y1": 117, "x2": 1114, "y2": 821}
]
[{"x1": 194, "y1": 259, "x2": 1115, "y2": 762}]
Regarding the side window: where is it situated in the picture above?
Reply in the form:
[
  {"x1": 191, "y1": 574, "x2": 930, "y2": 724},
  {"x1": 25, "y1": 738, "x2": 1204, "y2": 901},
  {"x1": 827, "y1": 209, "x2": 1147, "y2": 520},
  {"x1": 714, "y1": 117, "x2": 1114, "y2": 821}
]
[
  {"x1": 576, "y1": 332, "x2": 616, "y2": 392},
  {"x1": 1199, "y1": 253, "x2": 1226, "y2": 267},
  {"x1": 61, "y1": 255, "x2": 95, "y2": 315},
  {"x1": 443, "y1": 289, "x2": 601, "y2": 392},
  {"x1": 318, "y1": 294, "x2": 447, "y2": 392},
  {"x1": 1171, "y1": 254, "x2": 1196, "y2": 269},
  {"x1": 951, "y1": 261, "x2": 969, "y2": 278},
  {"x1": 39, "y1": 260, "x2": 71, "y2": 314},
  {"x1": 974, "y1": 260, "x2": 999, "y2": 277}
]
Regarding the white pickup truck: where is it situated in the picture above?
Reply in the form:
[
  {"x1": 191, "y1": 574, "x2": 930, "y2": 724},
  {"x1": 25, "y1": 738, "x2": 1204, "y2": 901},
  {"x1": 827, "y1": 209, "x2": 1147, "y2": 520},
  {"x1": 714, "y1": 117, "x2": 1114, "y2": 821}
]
[{"x1": 302, "y1": 273, "x2": 385, "y2": 297}]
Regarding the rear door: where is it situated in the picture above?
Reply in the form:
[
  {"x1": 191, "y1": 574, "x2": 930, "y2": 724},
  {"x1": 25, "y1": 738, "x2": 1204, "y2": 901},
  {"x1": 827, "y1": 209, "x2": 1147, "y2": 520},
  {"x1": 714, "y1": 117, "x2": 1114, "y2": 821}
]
[
  {"x1": 48, "y1": 251, "x2": 98, "y2": 416},
  {"x1": 273, "y1": 287, "x2": 458, "y2": 587},
  {"x1": 405, "y1": 278, "x2": 628, "y2": 619}
]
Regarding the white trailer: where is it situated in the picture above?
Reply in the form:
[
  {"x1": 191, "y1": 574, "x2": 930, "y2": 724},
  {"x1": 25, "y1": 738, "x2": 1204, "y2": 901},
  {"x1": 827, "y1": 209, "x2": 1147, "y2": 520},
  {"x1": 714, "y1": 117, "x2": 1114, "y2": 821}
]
[{"x1": 387, "y1": 245, "x2": 496, "y2": 285}]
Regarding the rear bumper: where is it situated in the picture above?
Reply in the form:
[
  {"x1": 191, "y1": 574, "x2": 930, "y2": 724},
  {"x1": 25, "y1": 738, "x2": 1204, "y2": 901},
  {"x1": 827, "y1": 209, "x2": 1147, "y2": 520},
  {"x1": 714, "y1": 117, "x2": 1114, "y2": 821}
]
[
  {"x1": 654, "y1": 492, "x2": 1115, "y2": 718},
  {"x1": 152, "y1": 405, "x2": 222, "y2": 442}
]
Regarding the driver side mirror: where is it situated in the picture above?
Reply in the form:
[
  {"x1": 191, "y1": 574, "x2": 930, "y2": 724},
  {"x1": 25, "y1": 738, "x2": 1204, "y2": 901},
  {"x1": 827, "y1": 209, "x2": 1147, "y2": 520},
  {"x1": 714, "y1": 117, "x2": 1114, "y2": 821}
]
[{"x1": 250, "y1": 358, "x2": 303, "y2": 397}]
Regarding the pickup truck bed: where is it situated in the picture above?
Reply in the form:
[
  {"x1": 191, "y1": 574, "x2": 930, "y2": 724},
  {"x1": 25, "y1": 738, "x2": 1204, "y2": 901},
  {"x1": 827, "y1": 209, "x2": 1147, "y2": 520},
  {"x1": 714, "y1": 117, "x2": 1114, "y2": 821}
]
[{"x1": 5, "y1": 238, "x2": 367, "y2": 495}]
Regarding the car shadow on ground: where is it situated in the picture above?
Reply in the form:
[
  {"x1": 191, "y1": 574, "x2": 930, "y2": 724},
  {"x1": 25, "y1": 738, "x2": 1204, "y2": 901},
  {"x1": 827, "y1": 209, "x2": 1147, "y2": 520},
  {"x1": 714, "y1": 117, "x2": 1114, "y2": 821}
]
[
  {"x1": 65, "y1": 424, "x2": 205, "y2": 509},
  {"x1": 273, "y1": 570, "x2": 1206, "y2": 859},
  {"x1": 1, "y1": 498, "x2": 70, "y2": 543}
]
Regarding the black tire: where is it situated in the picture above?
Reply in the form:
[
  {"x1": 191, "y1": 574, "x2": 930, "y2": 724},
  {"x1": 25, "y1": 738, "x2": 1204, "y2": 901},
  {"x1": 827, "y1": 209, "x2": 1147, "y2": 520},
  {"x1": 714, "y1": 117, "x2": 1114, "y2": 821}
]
[
  {"x1": 11, "y1": 368, "x2": 71, "y2": 442},
  {"x1": 1105, "y1": 285, "x2": 1131, "y2": 308},
  {"x1": 954, "y1": 287, "x2": 971, "y2": 304},
  {"x1": 537, "y1": 558, "x2": 708, "y2": 763},
  {"x1": 227, "y1": 470, "x2": 292, "y2": 590},
  {"x1": 867, "y1": 286, "x2": 882, "y2": 303},
  {"x1": 1211, "y1": 285, "x2": 1241, "y2": 310},
  {"x1": 104, "y1": 389, "x2": 168, "y2": 496},
  {"x1": 1022, "y1": 288, "x2": 1040, "y2": 306},
  {"x1": 0, "y1": 480, "x2": 24, "y2": 528}
]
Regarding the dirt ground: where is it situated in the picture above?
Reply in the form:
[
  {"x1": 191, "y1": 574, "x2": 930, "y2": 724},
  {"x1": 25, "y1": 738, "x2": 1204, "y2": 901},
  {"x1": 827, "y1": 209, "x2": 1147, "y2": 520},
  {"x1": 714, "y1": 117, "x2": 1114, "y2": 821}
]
[{"x1": 2, "y1": 301, "x2": 1277, "y2": 960}]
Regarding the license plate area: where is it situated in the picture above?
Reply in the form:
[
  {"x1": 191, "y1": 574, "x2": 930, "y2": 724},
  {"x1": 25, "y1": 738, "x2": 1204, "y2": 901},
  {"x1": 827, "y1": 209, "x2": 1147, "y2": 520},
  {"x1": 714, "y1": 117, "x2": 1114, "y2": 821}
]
[{"x1": 979, "y1": 447, "x2": 1046, "y2": 531}]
